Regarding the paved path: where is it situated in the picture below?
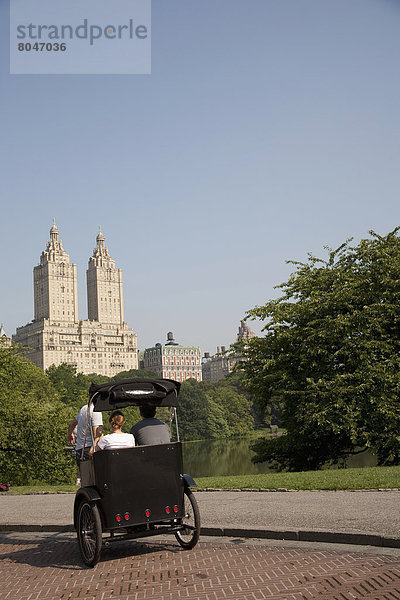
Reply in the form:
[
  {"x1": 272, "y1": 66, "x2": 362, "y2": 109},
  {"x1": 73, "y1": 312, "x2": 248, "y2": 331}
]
[
  {"x1": 1, "y1": 490, "x2": 399, "y2": 546},
  {"x1": 0, "y1": 533, "x2": 399, "y2": 599}
]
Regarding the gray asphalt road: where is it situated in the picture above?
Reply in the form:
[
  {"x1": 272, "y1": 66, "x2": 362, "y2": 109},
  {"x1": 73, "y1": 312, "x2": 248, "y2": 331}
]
[{"x1": 0, "y1": 490, "x2": 399, "y2": 537}]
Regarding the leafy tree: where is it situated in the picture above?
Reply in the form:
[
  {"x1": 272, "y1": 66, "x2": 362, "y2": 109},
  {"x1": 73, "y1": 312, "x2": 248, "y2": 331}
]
[
  {"x1": 205, "y1": 383, "x2": 254, "y2": 438},
  {"x1": 178, "y1": 379, "x2": 210, "y2": 440},
  {"x1": 177, "y1": 378, "x2": 254, "y2": 440},
  {"x1": 0, "y1": 347, "x2": 75, "y2": 484},
  {"x1": 1, "y1": 345, "x2": 57, "y2": 403},
  {"x1": 236, "y1": 229, "x2": 400, "y2": 470},
  {"x1": 46, "y1": 363, "x2": 89, "y2": 409},
  {"x1": 225, "y1": 371, "x2": 271, "y2": 429},
  {"x1": 206, "y1": 393, "x2": 230, "y2": 438},
  {"x1": 113, "y1": 368, "x2": 159, "y2": 380}
]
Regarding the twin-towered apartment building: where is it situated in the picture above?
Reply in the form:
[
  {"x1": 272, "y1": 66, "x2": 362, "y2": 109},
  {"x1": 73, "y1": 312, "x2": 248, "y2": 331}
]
[
  {"x1": 13, "y1": 221, "x2": 139, "y2": 377},
  {"x1": 13, "y1": 221, "x2": 204, "y2": 381}
]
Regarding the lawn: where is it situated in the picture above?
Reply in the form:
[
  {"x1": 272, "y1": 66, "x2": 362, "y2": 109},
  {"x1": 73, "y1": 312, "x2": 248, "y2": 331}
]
[
  {"x1": 3, "y1": 465, "x2": 400, "y2": 494},
  {"x1": 195, "y1": 465, "x2": 400, "y2": 491}
]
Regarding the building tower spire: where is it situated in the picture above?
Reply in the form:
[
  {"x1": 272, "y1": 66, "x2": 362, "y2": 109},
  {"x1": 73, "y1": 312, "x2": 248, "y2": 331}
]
[
  {"x1": 96, "y1": 225, "x2": 106, "y2": 254},
  {"x1": 33, "y1": 222, "x2": 78, "y2": 322},
  {"x1": 49, "y1": 218, "x2": 60, "y2": 249},
  {"x1": 87, "y1": 229, "x2": 124, "y2": 325}
]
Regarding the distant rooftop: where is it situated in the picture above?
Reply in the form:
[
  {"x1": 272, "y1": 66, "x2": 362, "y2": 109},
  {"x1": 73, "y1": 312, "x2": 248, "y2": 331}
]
[{"x1": 238, "y1": 320, "x2": 255, "y2": 340}]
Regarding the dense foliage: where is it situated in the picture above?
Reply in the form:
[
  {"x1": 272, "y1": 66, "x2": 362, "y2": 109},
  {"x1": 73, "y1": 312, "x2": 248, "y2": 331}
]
[
  {"x1": 236, "y1": 229, "x2": 400, "y2": 471},
  {"x1": 0, "y1": 345, "x2": 76, "y2": 485},
  {"x1": 178, "y1": 377, "x2": 254, "y2": 440}
]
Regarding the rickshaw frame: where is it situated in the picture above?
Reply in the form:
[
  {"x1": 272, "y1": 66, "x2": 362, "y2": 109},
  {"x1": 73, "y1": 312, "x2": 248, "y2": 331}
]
[{"x1": 73, "y1": 378, "x2": 200, "y2": 567}]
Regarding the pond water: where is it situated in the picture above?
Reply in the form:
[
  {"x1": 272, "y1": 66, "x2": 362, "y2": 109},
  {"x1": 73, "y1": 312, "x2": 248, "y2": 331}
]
[{"x1": 181, "y1": 438, "x2": 377, "y2": 478}]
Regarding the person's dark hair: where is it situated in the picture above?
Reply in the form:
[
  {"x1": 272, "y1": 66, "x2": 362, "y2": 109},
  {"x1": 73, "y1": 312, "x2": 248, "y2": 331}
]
[
  {"x1": 140, "y1": 405, "x2": 156, "y2": 419},
  {"x1": 109, "y1": 410, "x2": 125, "y2": 430}
]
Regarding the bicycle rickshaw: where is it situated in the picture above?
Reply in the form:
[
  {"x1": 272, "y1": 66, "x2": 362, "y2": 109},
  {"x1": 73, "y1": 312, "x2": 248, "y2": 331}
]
[{"x1": 74, "y1": 378, "x2": 200, "y2": 567}]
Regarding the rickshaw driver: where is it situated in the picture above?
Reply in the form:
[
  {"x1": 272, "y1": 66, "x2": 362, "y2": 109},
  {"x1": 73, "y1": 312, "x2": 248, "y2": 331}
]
[
  {"x1": 130, "y1": 406, "x2": 170, "y2": 445},
  {"x1": 67, "y1": 404, "x2": 103, "y2": 466}
]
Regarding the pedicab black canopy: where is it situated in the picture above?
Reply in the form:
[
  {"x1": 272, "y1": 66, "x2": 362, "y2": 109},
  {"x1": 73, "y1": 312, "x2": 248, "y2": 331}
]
[{"x1": 89, "y1": 378, "x2": 181, "y2": 412}]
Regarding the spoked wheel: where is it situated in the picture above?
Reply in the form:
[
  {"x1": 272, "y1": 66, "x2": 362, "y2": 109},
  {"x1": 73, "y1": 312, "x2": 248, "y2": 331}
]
[
  {"x1": 77, "y1": 501, "x2": 102, "y2": 567},
  {"x1": 175, "y1": 488, "x2": 200, "y2": 549}
]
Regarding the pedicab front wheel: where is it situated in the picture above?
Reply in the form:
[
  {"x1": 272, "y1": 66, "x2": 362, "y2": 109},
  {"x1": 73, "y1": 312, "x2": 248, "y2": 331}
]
[
  {"x1": 77, "y1": 500, "x2": 102, "y2": 567},
  {"x1": 175, "y1": 487, "x2": 200, "y2": 549}
]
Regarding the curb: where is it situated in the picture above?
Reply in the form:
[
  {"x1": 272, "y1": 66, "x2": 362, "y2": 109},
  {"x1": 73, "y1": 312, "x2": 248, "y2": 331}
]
[
  {"x1": 200, "y1": 527, "x2": 400, "y2": 549},
  {"x1": 194, "y1": 488, "x2": 400, "y2": 493},
  {"x1": 0, "y1": 525, "x2": 74, "y2": 533},
  {"x1": 1, "y1": 524, "x2": 399, "y2": 549}
]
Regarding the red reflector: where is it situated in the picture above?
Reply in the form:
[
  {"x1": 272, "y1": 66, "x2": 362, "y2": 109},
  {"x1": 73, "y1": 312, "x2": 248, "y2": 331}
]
[
  {"x1": 173, "y1": 505, "x2": 179, "y2": 513},
  {"x1": 124, "y1": 512, "x2": 130, "y2": 521},
  {"x1": 116, "y1": 514, "x2": 122, "y2": 522},
  {"x1": 145, "y1": 509, "x2": 151, "y2": 518},
  {"x1": 165, "y1": 506, "x2": 171, "y2": 514}
]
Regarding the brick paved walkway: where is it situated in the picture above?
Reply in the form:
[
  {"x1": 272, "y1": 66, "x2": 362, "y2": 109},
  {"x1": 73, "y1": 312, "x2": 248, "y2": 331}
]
[{"x1": 0, "y1": 534, "x2": 399, "y2": 600}]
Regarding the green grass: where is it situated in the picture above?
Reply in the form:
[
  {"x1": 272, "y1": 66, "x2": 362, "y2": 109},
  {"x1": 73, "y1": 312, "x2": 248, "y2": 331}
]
[
  {"x1": 4, "y1": 466, "x2": 400, "y2": 494},
  {"x1": 5, "y1": 484, "x2": 77, "y2": 495},
  {"x1": 195, "y1": 466, "x2": 400, "y2": 491}
]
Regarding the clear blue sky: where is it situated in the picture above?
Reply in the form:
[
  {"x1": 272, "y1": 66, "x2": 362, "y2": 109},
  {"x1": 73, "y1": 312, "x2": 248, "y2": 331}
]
[{"x1": 1, "y1": 0, "x2": 400, "y2": 354}]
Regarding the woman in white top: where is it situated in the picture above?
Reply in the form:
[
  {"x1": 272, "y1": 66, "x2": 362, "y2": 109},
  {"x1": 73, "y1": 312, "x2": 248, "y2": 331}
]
[{"x1": 96, "y1": 410, "x2": 135, "y2": 451}]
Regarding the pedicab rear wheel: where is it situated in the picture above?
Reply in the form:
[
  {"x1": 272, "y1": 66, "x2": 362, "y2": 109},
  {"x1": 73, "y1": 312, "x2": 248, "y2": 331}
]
[
  {"x1": 175, "y1": 488, "x2": 200, "y2": 549},
  {"x1": 77, "y1": 500, "x2": 102, "y2": 567}
]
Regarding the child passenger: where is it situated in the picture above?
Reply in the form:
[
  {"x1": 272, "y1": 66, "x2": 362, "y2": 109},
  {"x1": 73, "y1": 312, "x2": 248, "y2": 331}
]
[{"x1": 95, "y1": 410, "x2": 135, "y2": 451}]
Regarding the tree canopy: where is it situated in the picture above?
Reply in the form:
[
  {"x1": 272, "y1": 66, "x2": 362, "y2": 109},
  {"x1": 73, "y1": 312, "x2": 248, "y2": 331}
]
[
  {"x1": 178, "y1": 378, "x2": 254, "y2": 441},
  {"x1": 0, "y1": 345, "x2": 76, "y2": 485},
  {"x1": 236, "y1": 229, "x2": 400, "y2": 471}
]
